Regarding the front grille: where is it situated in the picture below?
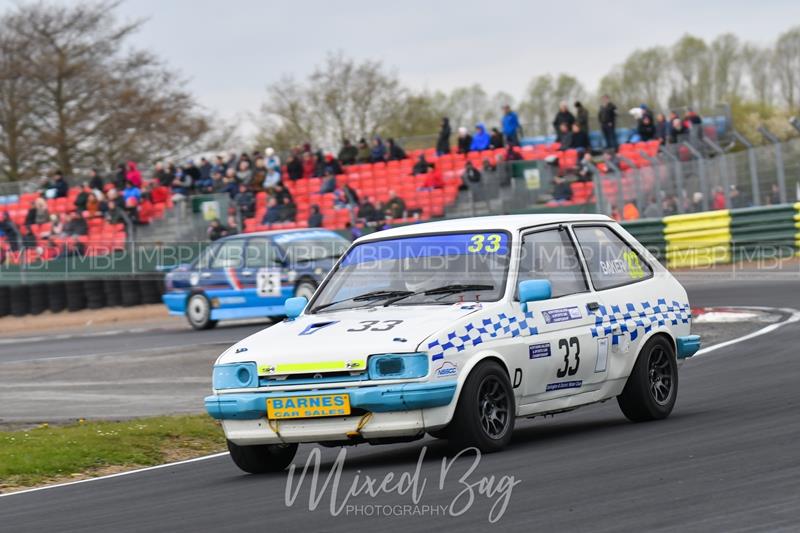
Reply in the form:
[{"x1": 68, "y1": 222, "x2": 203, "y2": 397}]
[{"x1": 259, "y1": 371, "x2": 368, "y2": 387}]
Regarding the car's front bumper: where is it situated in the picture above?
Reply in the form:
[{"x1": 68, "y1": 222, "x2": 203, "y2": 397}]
[{"x1": 207, "y1": 381, "x2": 457, "y2": 445}]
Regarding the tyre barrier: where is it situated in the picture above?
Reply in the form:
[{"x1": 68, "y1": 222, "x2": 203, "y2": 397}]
[
  {"x1": 621, "y1": 218, "x2": 666, "y2": 262},
  {"x1": 0, "y1": 285, "x2": 10, "y2": 318},
  {"x1": 0, "y1": 275, "x2": 166, "y2": 318},
  {"x1": 664, "y1": 210, "x2": 731, "y2": 269},
  {"x1": 9, "y1": 285, "x2": 30, "y2": 317},
  {"x1": 731, "y1": 204, "x2": 797, "y2": 261},
  {"x1": 28, "y1": 283, "x2": 48, "y2": 315},
  {"x1": 47, "y1": 282, "x2": 67, "y2": 313}
]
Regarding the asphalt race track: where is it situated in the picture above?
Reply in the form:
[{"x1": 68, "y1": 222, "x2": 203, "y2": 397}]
[{"x1": 2, "y1": 278, "x2": 799, "y2": 532}]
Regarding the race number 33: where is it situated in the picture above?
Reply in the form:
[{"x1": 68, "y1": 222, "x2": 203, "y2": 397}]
[
  {"x1": 468, "y1": 233, "x2": 502, "y2": 253},
  {"x1": 257, "y1": 269, "x2": 282, "y2": 297}
]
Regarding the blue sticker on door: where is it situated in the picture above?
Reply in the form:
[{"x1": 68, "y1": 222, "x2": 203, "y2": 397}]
[
  {"x1": 529, "y1": 343, "x2": 551, "y2": 359},
  {"x1": 542, "y1": 306, "x2": 582, "y2": 324}
]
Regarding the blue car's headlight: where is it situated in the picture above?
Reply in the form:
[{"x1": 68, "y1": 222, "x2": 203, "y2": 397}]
[
  {"x1": 368, "y1": 353, "x2": 428, "y2": 380},
  {"x1": 213, "y1": 362, "x2": 258, "y2": 389}
]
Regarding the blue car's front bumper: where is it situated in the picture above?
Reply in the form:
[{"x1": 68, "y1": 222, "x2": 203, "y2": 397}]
[{"x1": 205, "y1": 381, "x2": 457, "y2": 420}]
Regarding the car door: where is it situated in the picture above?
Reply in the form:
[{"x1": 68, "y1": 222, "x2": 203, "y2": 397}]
[
  {"x1": 572, "y1": 225, "x2": 659, "y2": 372},
  {"x1": 511, "y1": 225, "x2": 604, "y2": 405},
  {"x1": 244, "y1": 236, "x2": 287, "y2": 307},
  {"x1": 207, "y1": 237, "x2": 247, "y2": 295}
]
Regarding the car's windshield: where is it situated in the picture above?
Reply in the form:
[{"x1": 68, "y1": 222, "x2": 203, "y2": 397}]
[{"x1": 310, "y1": 231, "x2": 511, "y2": 312}]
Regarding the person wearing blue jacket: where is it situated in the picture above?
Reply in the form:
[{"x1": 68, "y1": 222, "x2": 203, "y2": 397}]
[
  {"x1": 470, "y1": 123, "x2": 491, "y2": 151},
  {"x1": 502, "y1": 105, "x2": 521, "y2": 146}
]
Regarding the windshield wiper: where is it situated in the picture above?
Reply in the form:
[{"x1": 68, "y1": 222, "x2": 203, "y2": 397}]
[
  {"x1": 382, "y1": 284, "x2": 495, "y2": 306},
  {"x1": 312, "y1": 289, "x2": 413, "y2": 312}
]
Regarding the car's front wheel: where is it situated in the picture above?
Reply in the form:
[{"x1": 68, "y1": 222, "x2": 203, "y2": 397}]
[
  {"x1": 226, "y1": 440, "x2": 298, "y2": 474},
  {"x1": 447, "y1": 361, "x2": 515, "y2": 453},
  {"x1": 294, "y1": 280, "x2": 317, "y2": 300},
  {"x1": 617, "y1": 335, "x2": 678, "y2": 422},
  {"x1": 186, "y1": 293, "x2": 217, "y2": 330}
]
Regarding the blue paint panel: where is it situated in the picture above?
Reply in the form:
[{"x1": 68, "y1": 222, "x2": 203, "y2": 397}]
[
  {"x1": 340, "y1": 232, "x2": 509, "y2": 266},
  {"x1": 162, "y1": 293, "x2": 187, "y2": 314},
  {"x1": 205, "y1": 381, "x2": 457, "y2": 419}
]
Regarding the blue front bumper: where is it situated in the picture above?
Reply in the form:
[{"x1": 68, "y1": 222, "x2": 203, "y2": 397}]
[
  {"x1": 205, "y1": 381, "x2": 457, "y2": 420},
  {"x1": 677, "y1": 335, "x2": 701, "y2": 359}
]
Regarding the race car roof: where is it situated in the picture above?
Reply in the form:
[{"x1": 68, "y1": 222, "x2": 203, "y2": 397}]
[{"x1": 358, "y1": 214, "x2": 614, "y2": 242}]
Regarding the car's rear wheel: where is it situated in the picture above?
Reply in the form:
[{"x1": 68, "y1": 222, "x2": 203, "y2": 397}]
[
  {"x1": 294, "y1": 281, "x2": 317, "y2": 300},
  {"x1": 226, "y1": 440, "x2": 298, "y2": 474},
  {"x1": 617, "y1": 335, "x2": 678, "y2": 422},
  {"x1": 186, "y1": 293, "x2": 217, "y2": 330},
  {"x1": 447, "y1": 361, "x2": 514, "y2": 453}
]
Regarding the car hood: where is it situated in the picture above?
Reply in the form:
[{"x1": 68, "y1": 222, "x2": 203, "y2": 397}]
[{"x1": 217, "y1": 304, "x2": 485, "y2": 374}]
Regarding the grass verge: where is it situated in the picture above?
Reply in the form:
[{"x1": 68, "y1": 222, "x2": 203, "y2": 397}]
[{"x1": 0, "y1": 415, "x2": 225, "y2": 492}]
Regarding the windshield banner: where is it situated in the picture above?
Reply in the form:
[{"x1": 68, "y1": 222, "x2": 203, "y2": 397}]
[{"x1": 340, "y1": 233, "x2": 509, "y2": 266}]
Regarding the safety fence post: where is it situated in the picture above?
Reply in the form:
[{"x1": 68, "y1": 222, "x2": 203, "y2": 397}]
[
  {"x1": 682, "y1": 141, "x2": 710, "y2": 212},
  {"x1": 759, "y1": 126, "x2": 788, "y2": 204},
  {"x1": 731, "y1": 130, "x2": 760, "y2": 206}
]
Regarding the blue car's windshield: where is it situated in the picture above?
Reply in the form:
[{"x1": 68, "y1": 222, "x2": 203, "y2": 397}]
[{"x1": 310, "y1": 232, "x2": 511, "y2": 312}]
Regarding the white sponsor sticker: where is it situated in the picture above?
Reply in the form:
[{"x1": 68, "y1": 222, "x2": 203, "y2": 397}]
[{"x1": 256, "y1": 268, "x2": 282, "y2": 297}]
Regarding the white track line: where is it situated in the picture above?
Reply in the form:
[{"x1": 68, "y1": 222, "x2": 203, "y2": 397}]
[
  {"x1": 0, "y1": 452, "x2": 230, "y2": 499},
  {"x1": 2, "y1": 306, "x2": 798, "y2": 499},
  {"x1": 693, "y1": 306, "x2": 800, "y2": 357}
]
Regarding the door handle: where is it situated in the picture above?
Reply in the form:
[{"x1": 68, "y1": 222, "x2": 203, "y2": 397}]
[
  {"x1": 241, "y1": 271, "x2": 254, "y2": 276},
  {"x1": 201, "y1": 272, "x2": 211, "y2": 278},
  {"x1": 611, "y1": 324, "x2": 622, "y2": 334},
  {"x1": 587, "y1": 301, "x2": 600, "y2": 312}
]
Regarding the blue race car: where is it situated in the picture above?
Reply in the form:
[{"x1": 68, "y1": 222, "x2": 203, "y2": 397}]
[{"x1": 163, "y1": 229, "x2": 350, "y2": 330}]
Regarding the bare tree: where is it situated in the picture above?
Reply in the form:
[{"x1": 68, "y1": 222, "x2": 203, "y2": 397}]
[
  {"x1": 743, "y1": 44, "x2": 773, "y2": 106},
  {"x1": 773, "y1": 26, "x2": 800, "y2": 110}
]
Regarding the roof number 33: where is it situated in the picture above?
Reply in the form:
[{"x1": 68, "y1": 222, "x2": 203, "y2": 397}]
[
  {"x1": 347, "y1": 320, "x2": 404, "y2": 332},
  {"x1": 468, "y1": 233, "x2": 502, "y2": 253}
]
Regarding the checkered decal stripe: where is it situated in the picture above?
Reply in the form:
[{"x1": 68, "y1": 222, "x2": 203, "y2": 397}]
[
  {"x1": 427, "y1": 312, "x2": 538, "y2": 358},
  {"x1": 591, "y1": 299, "x2": 691, "y2": 345}
]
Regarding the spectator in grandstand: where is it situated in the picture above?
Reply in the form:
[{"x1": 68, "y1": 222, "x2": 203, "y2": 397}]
[
  {"x1": 623, "y1": 202, "x2": 640, "y2": 221},
  {"x1": 235, "y1": 183, "x2": 256, "y2": 219},
  {"x1": 199, "y1": 157, "x2": 212, "y2": 183},
  {"x1": 125, "y1": 161, "x2": 142, "y2": 188},
  {"x1": 125, "y1": 196, "x2": 141, "y2": 225},
  {"x1": 505, "y1": 145, "x2": 522, "y2": 161},
  {"x1": 344, "y1": 222, "x2": 363, "y2": 241},
  {"x1": 356, "y1": 138, "x2": 371, "y2": 163},
  {"x1": 105, "y1": 199, "x2": 131, "y2": 227},
  {"x1": 74, "y1": 183, "x2": 93, "y2": 212},
  {"x1": 357, "y1": 196, "x2": 381, "y2": 223},
  {"x1": 642, "y1": 196, "x2": 661, "y2": 219},
  {"x1": 662, "y1": 195, "x2": 678, "y2": 216},
  {"x1": 319, "y1": 172, "x2": 337, "y2": 194},
  {"x1": 436, "y1": 117, "x2": 451, "y2": 155},
  {"x1": 211, "y1": 155, "x2": 227, "y2": 176},
  {"x1": 412, "y1": 154, "x2": 434, "y2": 175},
  {"x1": 236, "y1": 159, "x2": 253, "y2": 186},
  {"x1": 637, "y1": 114, "x2": 656, "y2": 141},
  {"x1": 265, "y1": 147, "x2": 281, "y2": 175},
  {"x1": 385, "y1": 138, "x2": 407, "y2": 161},
  {"x1": 123, "y1": 181, "x2": 142, "y2": 204},
  {"x1": 112, "y1": 163, "x2": 127, "y2": 190},
  {"x1": 729, "y1": 185, "x2": 744, "y2": 208},
  {"x1": 171, "y1": 167, "x2": 192, "y2": 202},
  {"x1": 668, "y1": 117, "x2": 686, "y2": 144},
  {"x1": 196, "y1": 166, "x2": 215, "y2": 193},
  {"x1": 577, "y1": 152, "x2": 594, "y2": 182},
  {"x1": 470, "y1": 124, "x2": 491, "y2": 151},
  {"x1": 184, "y1": 160, "x2": 201, "y2": 185},
  {"x1": 207, "y1": 218, "x2": 232, "y2": 241},
  {"x1": 551, "y1": 175, "x2": 573, "y2": 204},
  {"x1": 335, "y1": 183, "x2": 360, "y2": 209},
  {"x1": 490, "y1": 127, "x2": 504, "y2": 149},
  {"x1": 690, "y1": 191, "x2": 704, "y2": 212},
  {"x1": 261, "y1": 196, "x2": 283, "y2": 226},
  {"x1": 302, "y1": 152, "x2": 316, "y2": 179},
  {"x1": 63, "y1": 211, "x2": 88, "y2": 237},
  {"x1": 382, "y1": 190, "x2": 406, "y2": 219},
  {"x1": 0, "y1": 211, "x2": 21, "y2": 251},
  {"x1": 420, "y1": 169, "x2": 444, "y2": 190},
  {"x1": 456, "y1": 127, "x2": 472, "y2": 154},
  {"x1": 502, "y1": 105, "x2": 521, "y2": 146},
  {"x1": 570, "y1": 123, "x2": 590, "y2": 151},
  {"x1": 598, "y1": 95, "x2": 618, "y2": 151},
  {"x1": 655, "y1": 113, "x2": 669, "y2": 144},
  {"x1": 286, "y1": 150, "x2": 304, "y2": 181},
  {"x1": 684, "y1": 109, "x2": 704, "y2": 143},
  {"x1": 316, "y1": 152, "x2": 343, "y2": 177},
  {"x1": 262, "y1": 160, "x2": 282, "y2": 191},
  {"x1": 370, "y1": 137, "x2": 387, "y2": 162},
  {"x1": 769, "y1": 183, "x2": 781, "y2": 205},
  {"x1": 602, "y1": 149, "x2": 620, "y2": 171},
  {"x1": 711, "y1": 186, "x2": 726, "y2": 210},
  {"x1": 575, "y1": 101, "x2": 589, "y2": 134},
  {"x1": 25, "y1": 197, "x2": 49, "y2": 226},
  {"x1": 338, "y1": 139, "x2": 358, "y2": 166},
  {"x1": 220, "y1": 170, "x2": 239, "y2": 198},
  {"x1": 307, "y1": 204, "x2": 323, "y2": 228},
  {"x1": 88, "y1": 169, "x2": 104, "y2": 192},
  {"x1": 556, "y1": 123, "x2": 573, "y2": 151},
  {"x1": 552, "y1": 102, "x2": 575, "y2": 135},
  {"x1": 461, "y1": 160, "x2": 482, "y2": 188}
]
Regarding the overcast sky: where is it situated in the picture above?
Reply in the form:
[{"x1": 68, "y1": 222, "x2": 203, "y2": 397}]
[{"x1": 4, "y1": 0, "x2": 800, "y2": 131}]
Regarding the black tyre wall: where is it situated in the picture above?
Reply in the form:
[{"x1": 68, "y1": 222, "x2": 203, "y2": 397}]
[
  {"x1": 66, "y1": 281, "x2": 87, "y2": 312},
  {"x1": 28, "y1": 283, "x2": 48, "y2": 315},
  {"x1": 47, "y1": 282, "x2": 67, "y2": 313},
  {"x1": 9, "y1": 285, "x2": 30, "y2": 317},
  {"x1": 0, "y1": 286, "x2": 10, "y2": 317}
]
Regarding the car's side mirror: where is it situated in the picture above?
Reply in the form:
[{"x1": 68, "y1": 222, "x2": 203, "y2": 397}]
[
  {"x1": 519, "y1": 279, "x2": 552, "y2": 312},
  {"x1": 284, "y1": 297, "x2": 308, "y2": 319}
]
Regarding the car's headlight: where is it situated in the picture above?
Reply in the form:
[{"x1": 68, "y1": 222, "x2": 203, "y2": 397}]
[
  {"x1": 368, "y1": 353, "x2": 428, "y2": 380},
  {"x1": 213, "y1": 362, "x2": 258, "y2": 389}
]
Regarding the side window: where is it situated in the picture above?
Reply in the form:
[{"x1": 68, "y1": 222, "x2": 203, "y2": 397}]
[
  {"x1": 196, "y1": 243, "x2": 219, "y2": 270},
  {"x1": 245, "y1": 238, "x2": 278, "y2": 268},
  {"x1": 283, "y1": 237, "x2": 349, "y2": 263},
  {"x1": 211, "y1": 239, "x2": 246, "y2": 269},
  {"x1": 518, "y1": 228, "x2": 587, "y2": 298},
  {"x1": 573, "y1": 225, "x2": 653, "y2": 290}
]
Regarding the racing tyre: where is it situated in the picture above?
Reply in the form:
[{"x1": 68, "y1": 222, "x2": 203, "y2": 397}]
[
  {"x1": 9, "y1": 285, "x2": 30, "y2": 317},
  {"x1": 28, "y1": 284, "x2": 48, "y2": 315},
  {"x1": 65, "y1": 281, "x2": 86, "y2": 312},
  {"x1": 446, "y1": 361, "x2": 515, "y2": 453},
  {"x1": 120, "y1": 280, "x2": 141, "y2": 307},
  {"x1": 226, "y1": 440, "x2": 298, "y2": 474},
  {"x1": 103, "y1": 279, "x2": 122, "y2": 307},
  {"x1": 186, "y1": 293, "x2": 217, "y2": 330},
  {"x1": 47, "y1": 282, "x2": 67, "y2": 313},
  {"x1": 617, "y1": 335, "x2": 678, "y2": 422},
  {"x1": 294, "y1": 281, "x2": 317, "y2": 300},
  {"x1": 84, "y1": 280, "x2": 106, "y2": 309},
  {"x1": 0, "y1": 286, "x2": 9, "y2": 317}
]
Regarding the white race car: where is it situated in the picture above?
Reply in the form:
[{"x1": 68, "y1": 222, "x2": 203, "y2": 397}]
[{"x1": 206, "y1": 215, "x2": 700, "y2": 473}]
